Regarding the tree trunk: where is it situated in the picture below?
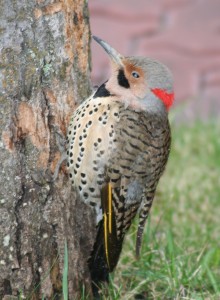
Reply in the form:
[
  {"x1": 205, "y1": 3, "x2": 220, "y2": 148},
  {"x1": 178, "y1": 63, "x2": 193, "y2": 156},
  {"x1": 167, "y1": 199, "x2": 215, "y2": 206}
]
[{"x1": 0, "y1": 0, "x2": 95, "y2": 299}]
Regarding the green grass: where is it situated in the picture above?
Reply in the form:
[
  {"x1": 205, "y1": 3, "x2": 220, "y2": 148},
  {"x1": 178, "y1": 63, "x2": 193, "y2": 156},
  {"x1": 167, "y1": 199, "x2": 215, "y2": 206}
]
[
  {"x1": 103, "y1": 120, "x2": 220, "y2": 299},
  {"x1": 63, "y1": 240, "x2": 69, "y2": 300}
]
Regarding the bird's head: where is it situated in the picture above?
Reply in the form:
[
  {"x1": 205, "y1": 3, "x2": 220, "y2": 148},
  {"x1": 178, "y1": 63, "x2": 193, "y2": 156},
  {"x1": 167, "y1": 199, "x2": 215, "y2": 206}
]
[{"x1": 93, "y1": 36, "x2": 174, "y2": 112}]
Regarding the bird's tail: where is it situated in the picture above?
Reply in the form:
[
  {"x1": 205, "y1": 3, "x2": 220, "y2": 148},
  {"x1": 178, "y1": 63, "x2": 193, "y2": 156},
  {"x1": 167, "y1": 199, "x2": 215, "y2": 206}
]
[
  {"x1": 88, "y1": 220, "x2": 110, "y2": 298},
  {"x1": 88, "y1": 183, "x2": 126, "y2": 298}
]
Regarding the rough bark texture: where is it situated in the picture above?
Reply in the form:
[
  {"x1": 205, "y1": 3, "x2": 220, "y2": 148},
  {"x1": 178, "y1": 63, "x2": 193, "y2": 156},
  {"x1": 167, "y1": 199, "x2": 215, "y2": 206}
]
[{"x1": 0, "y1": 0, "x2": 95, "y2": 299}]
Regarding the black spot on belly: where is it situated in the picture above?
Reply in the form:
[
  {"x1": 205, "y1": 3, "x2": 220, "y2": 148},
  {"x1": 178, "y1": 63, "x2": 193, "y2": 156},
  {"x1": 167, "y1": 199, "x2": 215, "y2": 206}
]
[
  {"x1": 83, "y1": 192, "x2": 89, "y2": 199},
  {"x1": 93, "y1": 83, "x2": 112, "y2": 98},
  {"x1": 118, "y1": 69, "x2": 130, "y2": 88}
]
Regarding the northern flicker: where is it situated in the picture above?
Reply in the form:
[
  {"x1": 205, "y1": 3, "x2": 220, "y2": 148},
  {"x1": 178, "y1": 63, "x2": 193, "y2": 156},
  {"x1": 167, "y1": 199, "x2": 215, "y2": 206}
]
[{"x1": 67, "y1": 36, "x2": 174, "y2": 296}]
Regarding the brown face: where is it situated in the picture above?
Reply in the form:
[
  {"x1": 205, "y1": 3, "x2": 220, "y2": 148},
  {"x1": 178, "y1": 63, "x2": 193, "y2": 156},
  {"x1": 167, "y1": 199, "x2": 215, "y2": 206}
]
[
  {"x1": 123, "y1": 61, "x2": 148, "y2": 99},
  {"x1": 105, "y1": 59, "x2": 149, "y2": 108}
]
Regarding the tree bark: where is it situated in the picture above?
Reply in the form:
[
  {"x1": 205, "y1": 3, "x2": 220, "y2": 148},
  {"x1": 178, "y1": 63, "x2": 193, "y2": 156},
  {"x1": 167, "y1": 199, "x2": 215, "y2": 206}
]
[{"x1": 0, "y1": 0, "x2": 95, "y2": 299}]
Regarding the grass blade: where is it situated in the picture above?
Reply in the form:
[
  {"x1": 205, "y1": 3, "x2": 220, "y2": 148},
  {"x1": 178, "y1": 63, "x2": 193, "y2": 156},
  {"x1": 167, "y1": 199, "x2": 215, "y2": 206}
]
[{"x1": 63, "y1": 240, "x2": 69, "y2": 300}]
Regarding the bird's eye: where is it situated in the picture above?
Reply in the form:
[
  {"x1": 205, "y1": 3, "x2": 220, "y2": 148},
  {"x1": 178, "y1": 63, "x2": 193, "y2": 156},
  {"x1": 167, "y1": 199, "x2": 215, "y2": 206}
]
[{"x1": 131, "y1": 71, "x2": 140, "y2": 78}]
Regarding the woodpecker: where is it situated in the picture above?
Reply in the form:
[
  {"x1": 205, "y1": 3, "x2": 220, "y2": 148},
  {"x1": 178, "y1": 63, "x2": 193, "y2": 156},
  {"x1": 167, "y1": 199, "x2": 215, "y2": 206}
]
[{"x1": 67, "y1": 36, "x2": 174, "y2": 297}]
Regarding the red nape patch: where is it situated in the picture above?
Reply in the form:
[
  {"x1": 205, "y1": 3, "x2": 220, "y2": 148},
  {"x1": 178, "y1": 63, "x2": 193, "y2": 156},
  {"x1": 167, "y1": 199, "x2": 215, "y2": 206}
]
[{"x1": 151, "y1": 88, "x2": 174, "y2": 110}]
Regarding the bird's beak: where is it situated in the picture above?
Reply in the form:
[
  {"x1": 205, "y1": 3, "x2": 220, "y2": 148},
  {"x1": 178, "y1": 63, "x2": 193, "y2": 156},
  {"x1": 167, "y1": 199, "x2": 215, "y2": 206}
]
[{"x1": 93, "y1": 35, "x2": 124, "y2": 67}]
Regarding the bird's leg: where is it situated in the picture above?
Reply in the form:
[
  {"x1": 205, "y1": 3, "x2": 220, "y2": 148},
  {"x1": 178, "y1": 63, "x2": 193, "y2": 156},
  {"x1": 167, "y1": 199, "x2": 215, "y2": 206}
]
[{"x1": 136, "y1": 194, "x2": 154, "y2": 257}]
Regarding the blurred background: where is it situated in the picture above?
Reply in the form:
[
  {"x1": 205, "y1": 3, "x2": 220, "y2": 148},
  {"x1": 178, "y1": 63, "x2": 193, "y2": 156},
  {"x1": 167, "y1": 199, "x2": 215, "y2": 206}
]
[
  {"x1": 88, "y1": 1, "x2": 220, "y2": 298},
  {"x1": 89, "y1": 0, "x2": 220, "y2": 123}
]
